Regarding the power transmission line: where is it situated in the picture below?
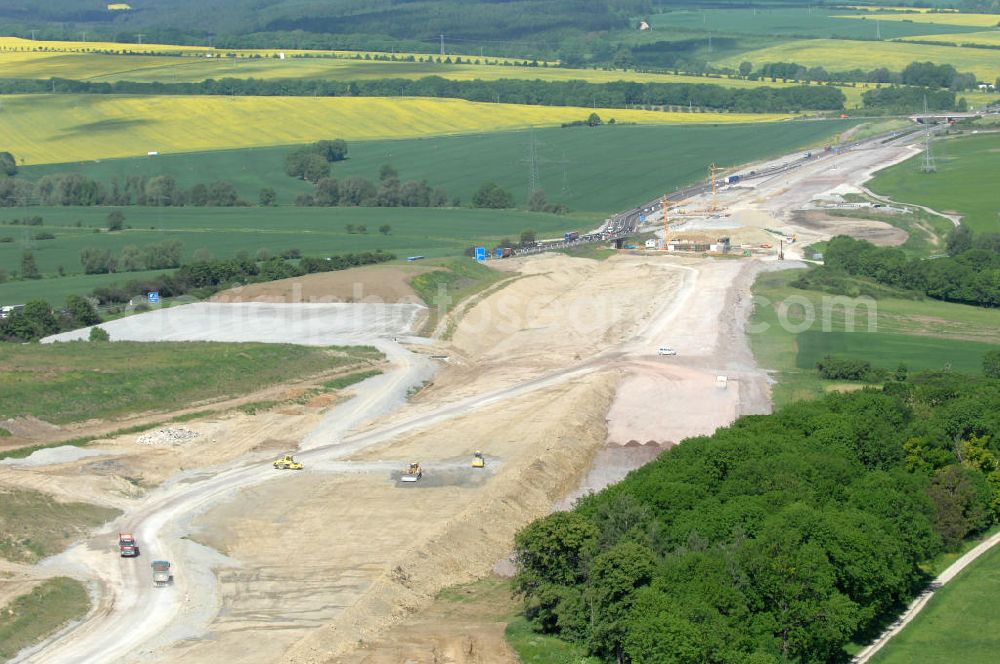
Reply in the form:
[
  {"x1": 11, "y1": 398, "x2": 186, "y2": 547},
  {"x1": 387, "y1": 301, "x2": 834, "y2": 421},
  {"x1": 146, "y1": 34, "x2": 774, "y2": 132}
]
[{"x1": 921, "y1": 96, "x2": 936, "y2": 173}]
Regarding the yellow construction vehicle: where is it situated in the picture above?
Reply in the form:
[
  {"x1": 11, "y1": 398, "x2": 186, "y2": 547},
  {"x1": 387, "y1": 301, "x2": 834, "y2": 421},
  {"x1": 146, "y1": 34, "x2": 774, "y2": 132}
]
[
  {"x1": 273, "y1": 454, "x2": 304, "y2": 470},
  {"x1": 472, "y1": 451, "x2": 485, "y2": 468},
  {"x1": 401, "y1": 461, "x2": 422, "y2": 482}
]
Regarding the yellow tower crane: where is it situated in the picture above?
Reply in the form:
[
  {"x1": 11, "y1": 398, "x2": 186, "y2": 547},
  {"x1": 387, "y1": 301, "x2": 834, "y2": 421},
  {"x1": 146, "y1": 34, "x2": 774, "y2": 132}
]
[{"x1": 708, "y1": 163, "x2": 721, "y2": 212}]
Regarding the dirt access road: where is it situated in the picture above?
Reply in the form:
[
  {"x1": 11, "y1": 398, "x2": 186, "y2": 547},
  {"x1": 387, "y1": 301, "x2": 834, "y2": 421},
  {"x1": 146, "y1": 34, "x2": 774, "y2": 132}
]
[{"x1": 16, "y1": 131, "x2": 923, "y2": 663}]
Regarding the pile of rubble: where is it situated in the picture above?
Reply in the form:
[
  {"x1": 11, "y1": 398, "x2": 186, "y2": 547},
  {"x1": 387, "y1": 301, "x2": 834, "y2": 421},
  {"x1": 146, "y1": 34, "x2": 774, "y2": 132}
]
[{"x1": 136, "y1": 427, "x2": 200, "y2": 447}]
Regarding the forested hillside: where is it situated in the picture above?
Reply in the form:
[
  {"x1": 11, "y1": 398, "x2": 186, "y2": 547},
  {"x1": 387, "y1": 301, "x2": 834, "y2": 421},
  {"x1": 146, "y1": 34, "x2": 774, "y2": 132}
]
[
  {"x1": 0, "y1": 0, "x2": 651, "y2": 52},
  {"x1": 513, "y1": 373, "x2": 1000, "y2": 663}
]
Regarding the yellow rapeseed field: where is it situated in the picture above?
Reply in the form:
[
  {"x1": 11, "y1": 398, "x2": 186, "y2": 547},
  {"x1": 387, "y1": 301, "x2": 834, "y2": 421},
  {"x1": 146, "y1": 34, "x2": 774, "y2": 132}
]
[
  {"x1": 0, "y1": 43, "x2": 826, "y2": 89},
  {"x1": 844, "y1": 6, "x2": 946, "y2": 12},
  {"x1": 834, "y1": 13, "x2": 1000, "y2": 27},
  {"x1": 0, "y1": 95, "x2": 792, "y2": 165},
  {"x1": 898, "y1": 30, "x2": 1000, "y2": 47},
  {"x1": 0, "y1": 37, "x2": 543, "y2": 65},
  {"x1": 720, "y1": 39, "x2": 1000, "y2": 80}
]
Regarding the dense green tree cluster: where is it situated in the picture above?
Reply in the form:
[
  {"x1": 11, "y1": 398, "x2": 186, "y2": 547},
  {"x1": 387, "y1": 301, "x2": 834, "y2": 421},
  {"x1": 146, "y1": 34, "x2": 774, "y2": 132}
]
[
  {"x1": 294, "y1": 164, "x2": 449, "y2": 208},
  {"x1": 757, "y1": 61, "x2": 978, "y2": 92},
  {"x1": 816, "y1": 355, "x2": 884, "y2": 382},
  {"x1": 0, "y1": 0, "x2": 650, "y2": 59},
  {"x1": 472, "y1": 182, "x2": 515, "y2": 209},
  {"x1": 861, "y1": 87, "x2": 957, "y2": 112},
  {"x1": 284, "y1": 139, "x2": 348, "y2": 182},
  {"x1": 0, "y1": 295, "x2": 101, "y2": 342},
  {"x1": 0, "y1": 75, "x2": 847, "y2": 113},
  {"x1": 79, "y1": 240, "x2": 184, "y2": 275},
  {"x1": 514, "y1": 374, "x2": 1000, "y2": 662},
  {"x1": 0, "y1": 172, "x2": 246, "y2": 207},
  {"x1": 820, "y1": 234, "x2": 1000, "y2": 307}
]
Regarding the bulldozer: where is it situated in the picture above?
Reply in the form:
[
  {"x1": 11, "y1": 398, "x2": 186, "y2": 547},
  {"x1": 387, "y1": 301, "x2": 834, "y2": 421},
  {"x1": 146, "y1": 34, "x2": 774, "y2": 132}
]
[
  {"x1": 273, "y1": 454, "x2": 304, "y2": 470},
  {"x1": 400, "y1": 462, "x2": 422, "y2": 482},
  {"x1": 472, "y1": 451, "x2": 485, "y2": 469}
]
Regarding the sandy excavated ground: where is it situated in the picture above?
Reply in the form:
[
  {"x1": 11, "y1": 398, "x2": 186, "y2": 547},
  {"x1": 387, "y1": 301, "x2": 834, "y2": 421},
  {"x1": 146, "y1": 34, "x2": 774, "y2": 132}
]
[
  {"x1": 211, "y1": 265, "x2": 437, "y2": 304},
  {"x1": 415, "y1": 253, "x2": 684, "y2": 403},
  {"x1": 160, "y1": 373, "x2": 615, "y2": 664},
  {"x1": 788, "y1": 210, "x2": 908, "y2": 247}
]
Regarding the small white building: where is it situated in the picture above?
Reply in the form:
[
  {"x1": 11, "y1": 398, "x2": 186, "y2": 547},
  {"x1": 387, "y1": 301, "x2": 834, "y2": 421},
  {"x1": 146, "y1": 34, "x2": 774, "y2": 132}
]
[{"x1": 638, "y1": 20, "x2": 650, "y2": 30}]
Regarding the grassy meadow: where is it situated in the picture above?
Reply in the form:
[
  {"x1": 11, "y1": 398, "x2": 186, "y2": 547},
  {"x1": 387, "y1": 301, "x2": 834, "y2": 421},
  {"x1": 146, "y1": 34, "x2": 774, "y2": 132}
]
[
  {"x1": 0, "y1": 206, "x2": 572, "y2": 299},
  {"x1": 0, "y1": 488, "x2": 119, "y2": 563},
  {"x1": 867, "y1": 133, "x2": 1000, "y2": 235},
  {"x1": 717, "y1": 38, "x2": 1000, "y2": 81},
  {"x1": 0, "y1": 577, "x2": 91, "y2": 660},
  {"x1": 20, "y1": 121, "x2": 852, "y2": 212},
  {"x1": 0, "y1": 342, "x2": 378, "y2": 425},
  {"x1": 1, "y1": 94, "x2": 794, "y2": 166},
  {"x1": 870, "y1": 541, "x2": 1000, "y2": 664},
  {"x1": 750, "y1": 269, "x2": 1000, "y2": 407}
]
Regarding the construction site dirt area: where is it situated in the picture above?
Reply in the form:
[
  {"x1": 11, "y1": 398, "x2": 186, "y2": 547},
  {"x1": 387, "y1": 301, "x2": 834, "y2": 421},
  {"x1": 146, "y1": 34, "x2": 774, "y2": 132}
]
[
  {"x1": 11, "y1": 130, "x2": 942, "y2": 664},
  {"x1": 789, "y1": 210, "x2": 908, "y2": 247},
  {"x1": 157, "y1": 374, "x2": 614, "y2": 663},
  {"x1": 210, "y1": 264, "x2": 438, "y2": 304}
]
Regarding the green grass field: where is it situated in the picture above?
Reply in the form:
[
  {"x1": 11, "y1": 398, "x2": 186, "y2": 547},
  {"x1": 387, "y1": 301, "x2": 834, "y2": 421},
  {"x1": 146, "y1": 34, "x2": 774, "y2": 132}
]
[
  {"x1": 750, "y1": 269, "x2": 1000, "y2": 406},
  {"x1": 0, "y1": 488, "x2": 119, "y2": 563},
  {"x1": 867, "y1": 133, "x2": 1000, "y2": 235},
  {"x1": 21, "y1": 121, "x2": 851, "y2": 213},
  {"x1": 796, "y1": 329, "x2": 994, "y2": 374},
  {"x1": 653, "y1": 8, "x2": 984, "y2": 39},
  {"x1": 0, "y1": 206, "x2": 571, "y2": 304},
  {"x1": 0, "y1": 342, "x2": 377, "y2": 425},
  {"x1": 870, "y1": 540, "x2": 1000, "y2": 664},
  {"x1": 0, "y1": 577, "x2": 90, "y2": 660}
]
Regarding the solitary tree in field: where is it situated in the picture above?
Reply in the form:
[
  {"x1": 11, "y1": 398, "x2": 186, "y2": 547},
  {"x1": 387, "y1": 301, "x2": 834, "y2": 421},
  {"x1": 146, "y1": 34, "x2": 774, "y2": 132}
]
[
  {"x1": 739, "y1": 61, "x2": 753, "y2": 78},
  {"x1": 379, "y1": 163, "x2": 399, "y2": 182},
  {"x1": 379, "y1": 224, "x2": 392, "y2": 235},
  {"x1": 259, "y1": 187, "x2": 277, "y2": 206},
  {"x1": 0, "y1": 151, "x2": 16, "y2": 177},
  {"x1": 587, "y1": 112, "x2": 602, "y2": 127},
  {"x1": 20, "y1": 251, "x2": 40, "y2": 279},
  {"x1": 107, "y1": 209, "x2": 125, "y2": 231}
]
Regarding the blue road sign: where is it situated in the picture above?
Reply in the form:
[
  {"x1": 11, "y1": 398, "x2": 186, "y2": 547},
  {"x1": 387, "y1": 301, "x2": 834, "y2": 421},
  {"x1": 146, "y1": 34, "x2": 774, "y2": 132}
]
[
  {"x1": 147, "y1": 291, "x2": 160, "y2": 304},
  {"x1": 474, "y1": 246, "x2": 486, "y2": 261},
  {"x1": 495, "y1": 248, "x2": 504, "y2": 258},
  {"x1": 639, "y1": 214, "x2": 645, "y2": 222}
]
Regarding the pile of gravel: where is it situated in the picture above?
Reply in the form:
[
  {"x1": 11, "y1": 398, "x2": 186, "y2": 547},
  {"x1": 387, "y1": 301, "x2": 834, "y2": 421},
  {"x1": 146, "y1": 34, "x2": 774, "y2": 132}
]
[{"x1": 136, "y1": 427, "x2": 200, "y2": 447}]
